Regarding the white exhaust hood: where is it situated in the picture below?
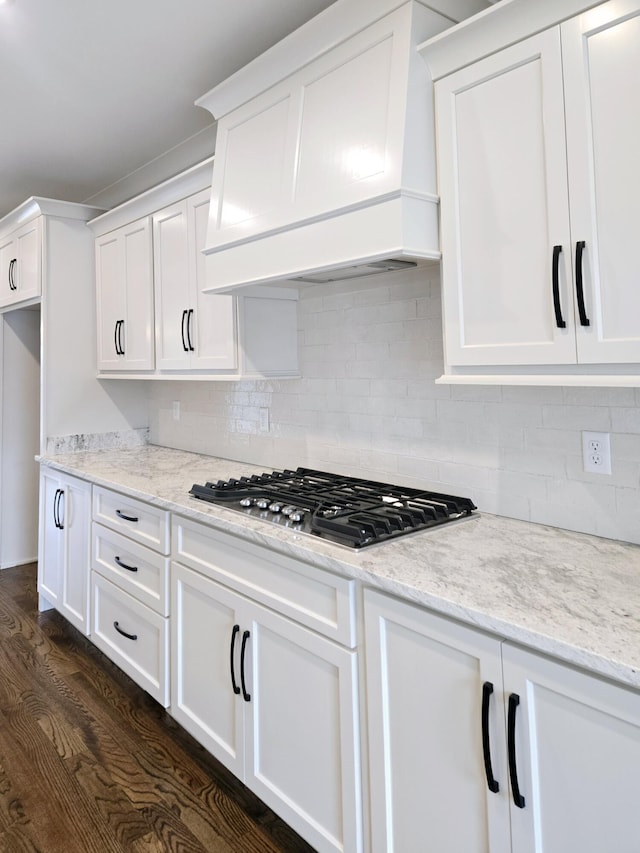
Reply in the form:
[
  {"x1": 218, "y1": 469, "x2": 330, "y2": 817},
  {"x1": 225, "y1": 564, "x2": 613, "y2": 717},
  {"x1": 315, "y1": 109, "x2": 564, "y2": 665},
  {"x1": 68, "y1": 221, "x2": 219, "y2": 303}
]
[{"x1": 195, "y1": 0, "x2": 488, "y2": 293}]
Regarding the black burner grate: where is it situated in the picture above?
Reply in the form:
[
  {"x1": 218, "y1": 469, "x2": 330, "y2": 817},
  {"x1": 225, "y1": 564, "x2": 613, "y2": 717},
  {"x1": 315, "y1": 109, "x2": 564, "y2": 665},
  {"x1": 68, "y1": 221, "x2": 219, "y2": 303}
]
[{"x1": 190, "y1": 467, "x2": 476, "y2": 548}]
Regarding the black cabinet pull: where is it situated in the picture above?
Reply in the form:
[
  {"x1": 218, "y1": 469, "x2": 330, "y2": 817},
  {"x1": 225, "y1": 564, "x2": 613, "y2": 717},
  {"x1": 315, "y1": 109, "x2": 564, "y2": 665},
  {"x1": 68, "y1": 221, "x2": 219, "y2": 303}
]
[
  {"x1": 240, "y1": 630, "x2": 251, "y2": 702},
  {"x1": 575, "y1": 241, "x2": 590, "y2": 327},
  {"x1": 230, "y1": 624, "x2": 241, "y2": 695},
  {"x1": 187, "y1": 309, "x2": 195, "y2": 351},
  {"x1": 181, "y1": 309, "x2": 189, "y2": 352},
  {"x1": 552, "y1": 245, "x2": 566, "y2": 329},
  {"x1": 481, "y1": 682, "x2": 500, "y2": 793},
  {"x1": 113, "y1": 621, "x2": 137, "y2": 641},
  {"x1": 8, "y1": 258, "x2": 17, "y2": 291},
  {"x1": 53, "y1": 488, "x2": 61, "y2": 529},
  {"x1": 115, "y1": 509, "x2": 139, "y2": 523},
  {"x1": 114, "y1": 555, "x2": 138, "y2": 573},
  {"x1": 114, "y1": 319, "x2": 125, "y2": 355},
  {"x1": 507, "y1": 693, "x2": 526, "y2": 809}
]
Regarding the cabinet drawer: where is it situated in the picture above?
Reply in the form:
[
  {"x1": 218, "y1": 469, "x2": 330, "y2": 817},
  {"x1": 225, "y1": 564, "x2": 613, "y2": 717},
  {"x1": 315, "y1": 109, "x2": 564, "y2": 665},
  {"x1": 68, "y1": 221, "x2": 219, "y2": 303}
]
[
  {"x1": 91, "y1": 572, "x2": 169, "y2": 706},
  {"x1": 172, "y1": 515, "x2": 356, "y2": 647},
  {"x1": 92, "y1": 522, "x2": 169, "y2": 616},
  {"x1": 93, "y1": 486, "x2": 169, "y2": 554}
]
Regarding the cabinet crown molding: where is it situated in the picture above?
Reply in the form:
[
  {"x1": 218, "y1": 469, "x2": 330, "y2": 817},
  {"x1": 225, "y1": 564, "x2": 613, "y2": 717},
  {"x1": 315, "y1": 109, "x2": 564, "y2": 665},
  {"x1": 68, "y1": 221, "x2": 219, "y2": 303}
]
[
  {"x1": 0, "y1": 197, "x2": 104, "y2": 232},
  {"x1": 88, "y1": 158, "x2": 214, "y2": 237},
  {"x1": 419, "y1": 0, "x2": 605, "y2": 79}
]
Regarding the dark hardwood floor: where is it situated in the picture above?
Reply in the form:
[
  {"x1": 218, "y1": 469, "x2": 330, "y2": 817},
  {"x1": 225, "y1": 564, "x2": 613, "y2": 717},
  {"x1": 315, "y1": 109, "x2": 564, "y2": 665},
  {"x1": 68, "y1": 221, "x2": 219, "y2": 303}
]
[{"x1": 0, "y1": 564, "x2": 316, "y2": 853}]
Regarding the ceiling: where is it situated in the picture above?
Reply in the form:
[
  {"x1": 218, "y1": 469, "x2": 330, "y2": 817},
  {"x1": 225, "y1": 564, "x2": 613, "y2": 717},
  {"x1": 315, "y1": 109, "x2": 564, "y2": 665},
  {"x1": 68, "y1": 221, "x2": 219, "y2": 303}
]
[{"x1": 0, "y1": 0, "x2": 338, "y2": 219}]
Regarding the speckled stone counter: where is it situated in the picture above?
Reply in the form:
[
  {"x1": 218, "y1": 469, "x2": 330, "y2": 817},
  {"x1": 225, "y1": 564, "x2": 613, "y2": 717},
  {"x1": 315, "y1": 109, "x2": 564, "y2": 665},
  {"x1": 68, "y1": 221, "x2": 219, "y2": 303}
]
[{"x1": 38, "y1": 445, "x2": 640, "y2": 690}]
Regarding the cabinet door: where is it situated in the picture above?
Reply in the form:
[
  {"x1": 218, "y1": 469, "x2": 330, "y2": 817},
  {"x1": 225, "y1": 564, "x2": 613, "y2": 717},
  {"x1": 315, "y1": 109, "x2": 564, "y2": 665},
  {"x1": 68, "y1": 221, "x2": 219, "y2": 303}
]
[
  {"x1": 0, "y1": 219, "x2": 41, "y2": 309},
  {"x1": 436, "y1": 29, "x2": 575, "y2": 366},
  {"x1": 245, "y1": 601, "x2": 362, "y2": 853},
  {"x1": 562, "y1": 0, "x2": 640, "y2": 363},
  {"x1": 502, "y1": 644, "x2": 640, "y2": 853},
  {"x1": 153, "y1": 201, "x2": 191, "y2": 370},
  {"x1": 96, "y1": 230, "x2": 127, "y2": 370},
  {"x1": 170, "y1": 562, "x2": 245, "y2": 778},
  {"x1": 96, "y1": 219, "x2": 154, "y2": 372},
  {"x1": 38, "y1": 470, "x2": 64, "y2": 608},
  {"x1": 364, "y1": 589, "x2": 511, "y2": 853},
  {"x1": 58, "y1": 475, "x2": 91, "y2": 635},
  {"x1": 188, "y1": 190, "x2": 237, "y2": 370}
]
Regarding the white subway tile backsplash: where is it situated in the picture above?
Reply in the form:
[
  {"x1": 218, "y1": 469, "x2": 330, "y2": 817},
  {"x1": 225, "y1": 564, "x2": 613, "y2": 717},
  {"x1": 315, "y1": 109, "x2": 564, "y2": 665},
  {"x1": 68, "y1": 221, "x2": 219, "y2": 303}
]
[{"x1": 148, "y1": 266, "x2": 640, "y2": 545}]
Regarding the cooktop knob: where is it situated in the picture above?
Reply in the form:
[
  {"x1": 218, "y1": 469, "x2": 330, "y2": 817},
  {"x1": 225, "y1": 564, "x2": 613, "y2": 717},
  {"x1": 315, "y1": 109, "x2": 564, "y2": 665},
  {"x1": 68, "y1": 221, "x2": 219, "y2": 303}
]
[
  {"x1": 239, "y1": 497, "x2": 253, "y2": 507},
  {"x1": 256, "y1": 498, "x2": 270, "y2": 510},
  {"x1": 268, "y1": 502, "x2": 283, "y2": 513},
  {"x1": 289, "y1": 509, "x2": 306, "y2": 523},
  {"x1": 281, "y1": 505, "x2": 297, "y2": 516}
]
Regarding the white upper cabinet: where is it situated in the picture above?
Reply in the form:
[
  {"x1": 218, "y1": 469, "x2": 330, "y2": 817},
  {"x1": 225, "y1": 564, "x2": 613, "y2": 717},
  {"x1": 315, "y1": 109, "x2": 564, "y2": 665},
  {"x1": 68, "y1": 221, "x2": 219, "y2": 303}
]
[
  {"x1": 90, "y1": 159, "x2": 298, "y2": 380},
  {"x1": 153, "y1": 189, "x2": 236, "y2": 371},
  {"x1": 424, "y1": 0, "x2": 640, "y2": 383},
  {"x1": 95, "y1": 217, "x2": 154, "y2": 372},
  {"x1": 0, "y1": 217, "x2": 42, "y2": 310}
]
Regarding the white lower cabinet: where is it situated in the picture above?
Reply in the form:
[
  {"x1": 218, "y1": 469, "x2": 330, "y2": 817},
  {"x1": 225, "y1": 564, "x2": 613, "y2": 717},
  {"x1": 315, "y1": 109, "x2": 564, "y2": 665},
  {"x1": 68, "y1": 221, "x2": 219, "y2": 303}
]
[
  {"x1": 38, "y1": 469, "x2": 91, "y2": 635},
  {"x1": 364, "y1": 588, "x2": 640, "y2": 853},
  {"x1": 90, "y1": 485, "x2": 170, "y2": 706},
  {"x1": 171, "y1": 538, "x2": 362, "y2": 853}
]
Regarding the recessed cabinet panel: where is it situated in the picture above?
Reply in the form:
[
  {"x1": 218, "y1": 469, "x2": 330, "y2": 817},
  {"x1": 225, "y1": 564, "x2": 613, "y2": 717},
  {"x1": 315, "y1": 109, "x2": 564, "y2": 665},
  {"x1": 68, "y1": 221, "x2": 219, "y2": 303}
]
[
  {"x1": 503, "y1": 643, "x2": 640, "y2": 853},
  {"x1": 296, "y1": 36, "x2": 393, "y2": 203},
  {"x1": 437, "y1": 29, "x2": 574, "y2": 366},
  {"x1": 563, "y1": 3, "x2": 640, "y2": 363},
  {"x1": 219, "y1": 96, "x2": 292, "y2": 230},
  {"x1": 0, "y1": 218, "x2": 42, "y2": 309}
]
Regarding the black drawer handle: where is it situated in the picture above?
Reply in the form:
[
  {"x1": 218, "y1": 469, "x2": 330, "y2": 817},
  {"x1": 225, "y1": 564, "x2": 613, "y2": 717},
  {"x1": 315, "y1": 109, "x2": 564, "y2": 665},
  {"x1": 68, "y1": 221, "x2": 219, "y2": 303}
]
[
  {"x1": 115, "y1": 509, "x2": 139, "y2": 523},
  {"x1": 508, "y1": 693, "x2": 526, "y2": 808},
  {"x1": 113, "y1": 621, "x2": 137, "y2": 641},
  {"x1": 114, "y1": 555, "x2": 138, "y2": 573},
  {"x1": 240, "y1": 630, "x2": 251, "y2": 702},
  {"x1": 481, "y1": 682, "x2": 500, "y2": 793},
  {"x1": 575, "y1": 241, "x2": 590, "y2": 327},
  {"x1": 230, "y1": 624, "x2": 241, "y2": 695},
  {"x1": 552, "y1": 245, "x2": 566, "y2": 329},
  {"x1": 53, "y1": 488, "x2": 62, "y2": 529}
]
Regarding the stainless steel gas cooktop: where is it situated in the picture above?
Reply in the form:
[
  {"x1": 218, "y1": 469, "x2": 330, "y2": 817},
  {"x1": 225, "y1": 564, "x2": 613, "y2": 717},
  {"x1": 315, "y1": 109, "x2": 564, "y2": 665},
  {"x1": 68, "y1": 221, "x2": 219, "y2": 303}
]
[{"x1": 189, "y1": 467, "x2": 477, "y2": 549}]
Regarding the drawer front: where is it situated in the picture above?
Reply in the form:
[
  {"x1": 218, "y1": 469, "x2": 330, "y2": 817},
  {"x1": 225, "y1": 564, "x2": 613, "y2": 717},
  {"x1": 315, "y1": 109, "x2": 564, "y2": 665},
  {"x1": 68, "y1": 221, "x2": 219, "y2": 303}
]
[
  {"x1": 91, "y1": 572, "x2": 169, "y2": 706},
  {"x1": 172, "y1": 515, "x2": 356, "y2": 647},
  {"x1": 93, "y1": 486, "x2": 170, "y2": 554},
  {"x1": 92, "y1": 522, "x2": 169, "y2": 616}
]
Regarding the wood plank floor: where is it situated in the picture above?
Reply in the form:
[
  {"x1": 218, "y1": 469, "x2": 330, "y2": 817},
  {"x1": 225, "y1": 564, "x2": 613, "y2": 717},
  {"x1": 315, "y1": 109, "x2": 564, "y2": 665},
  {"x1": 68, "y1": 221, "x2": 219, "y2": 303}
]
[{"x1": 0, "y1": 564, "x2": 316, "y2": 853}]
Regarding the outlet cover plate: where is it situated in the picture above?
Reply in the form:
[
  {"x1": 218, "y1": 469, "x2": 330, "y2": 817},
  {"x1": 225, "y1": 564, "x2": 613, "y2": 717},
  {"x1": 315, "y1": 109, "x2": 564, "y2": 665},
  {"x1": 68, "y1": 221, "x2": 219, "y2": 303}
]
[{"x1": 582, "y1": 430, "x2": 611, "y2": 475}]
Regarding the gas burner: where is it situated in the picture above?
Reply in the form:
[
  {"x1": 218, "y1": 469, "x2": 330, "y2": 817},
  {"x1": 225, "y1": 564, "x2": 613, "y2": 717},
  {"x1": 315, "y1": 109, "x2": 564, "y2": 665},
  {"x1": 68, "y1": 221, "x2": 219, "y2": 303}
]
[{"x1": 189, "y1": 468, "x2": 477, "y2": 549}]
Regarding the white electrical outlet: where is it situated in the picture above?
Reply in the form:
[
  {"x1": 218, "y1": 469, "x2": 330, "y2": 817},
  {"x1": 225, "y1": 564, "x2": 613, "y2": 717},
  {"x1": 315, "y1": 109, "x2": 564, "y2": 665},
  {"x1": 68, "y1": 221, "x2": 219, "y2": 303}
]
[
  {"x1": 259, "y1": 407, "x2": 270, "y2": 432},
  {"x1": 582, "y1": 431, "x2": 611, "y2": 475},
  {"x1": 172, "y1": 401, "x2": 180, "y2": 421}
]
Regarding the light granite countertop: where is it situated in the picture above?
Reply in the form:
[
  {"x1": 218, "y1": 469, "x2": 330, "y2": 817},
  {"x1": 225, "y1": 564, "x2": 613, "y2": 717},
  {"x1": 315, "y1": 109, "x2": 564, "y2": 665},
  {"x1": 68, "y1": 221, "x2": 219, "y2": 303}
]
[{"x1": 38, "y1": 445, "x2": 640, "y2": 690}]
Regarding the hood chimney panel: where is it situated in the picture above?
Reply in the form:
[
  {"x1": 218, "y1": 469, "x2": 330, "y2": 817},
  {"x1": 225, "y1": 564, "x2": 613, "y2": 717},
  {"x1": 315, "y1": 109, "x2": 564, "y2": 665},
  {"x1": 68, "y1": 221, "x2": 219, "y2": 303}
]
[{"x1": 196, "y1": 0, "x2": 454, "y2": 291}]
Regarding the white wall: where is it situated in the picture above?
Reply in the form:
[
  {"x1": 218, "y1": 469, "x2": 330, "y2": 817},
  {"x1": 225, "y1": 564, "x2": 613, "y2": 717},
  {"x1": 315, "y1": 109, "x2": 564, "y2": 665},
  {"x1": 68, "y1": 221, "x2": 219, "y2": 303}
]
[{"x1": 148, "y1": 266, "x2": 640, "y2": 545}]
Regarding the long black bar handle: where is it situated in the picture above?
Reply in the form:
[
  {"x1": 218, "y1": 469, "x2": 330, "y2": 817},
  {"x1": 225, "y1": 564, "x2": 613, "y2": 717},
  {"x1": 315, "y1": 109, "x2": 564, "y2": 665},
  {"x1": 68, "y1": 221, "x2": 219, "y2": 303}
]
[
  {"x1": 8, "y1": 258, "x2": 17, "y2": 291},
  {"x1": 575, "y1": 241, "x2": 590, "y2": 327},
  {"x1": 552, "y1": 245, "x2": 566, "y2": 329},
  {"x1": 181, "y1": 309, "x2": 189, "y2": 352},
  {"x1": 118, "y1": 319, "x2": 125, "y2": 356},
  {"x1": 240, "y1": 630, "x2": 251, "y2": 702},
  {"x1": 53, "y1": 489, "x2": 61, "y2": 529},
  {"x1": 230, "y1": 624, "x2": 241, "y2": 695},
  {"x1": 187, "y1": 309, "x2": 195, "y2": 352},
  {"x1": 507, "y1": 693, "x2": 526, "y2": 809},
  {"x1": 114, "y1": 320, "x2": 120, "y2": 355},
  {"x1": 114, "y1": 555, "x2": 138, "y2": 573},
  {"x1": 481, "y1": 682, "x2": 500, "y2": 793},
  {"x1": 115, "y1": 509, "x2": 139, "y2": 523},
  {"x1": 114, "y1": 621, "x2": 138, "y2": 641}
]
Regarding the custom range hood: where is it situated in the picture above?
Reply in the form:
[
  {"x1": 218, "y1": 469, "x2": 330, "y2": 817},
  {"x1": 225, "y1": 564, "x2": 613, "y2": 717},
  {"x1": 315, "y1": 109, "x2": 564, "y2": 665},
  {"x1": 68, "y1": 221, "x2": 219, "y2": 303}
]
[{"x1": 196, "y1": 0, "x2": 489, "y2": 293}]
